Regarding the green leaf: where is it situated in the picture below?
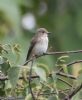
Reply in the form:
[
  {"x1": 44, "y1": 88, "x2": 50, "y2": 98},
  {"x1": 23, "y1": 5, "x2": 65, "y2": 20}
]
[
  {"x1": 52, "y1": 73, "x2": 57, "y2": 86},
  {"x1": 62, "y1": 64, "x2": 68, "y2": 74},
  {"x1": 0, "y1": 56, "x2": 4, "y2": 64},
  {"x1": 52, "y1": 73, "x2": 59, "y2": 100},
  {"x1": 8, "y1": 66, "x2": 20, "y2": 88},
  {"x1": 25, "y1": 94, "x2": 32, "y2": 100},
  {"x1": 56, "y1": 56, "x2": 68, "y2": 73},
  {"x1": 0, "y1": 44, "x2": 8, "y2": 54},
  {"x1": 57, "y1": 56, "x2": 69, "y2": 64},
  {"x1": 0, "y1": 57, "x2": 10, "y2": 75},
  {"x1": 72, "y1": 92, "x2": 80, "y2": 100},
  {"x1": 57, "y1": 56, "x2": 69, "y2": 60},
  {"x1": 4, "y1": 80, "x2": 12, "y2": 96},
  {"x1": 37, "y1": 63, "x2": 50, "y2": 75},
  {"x1": 77, "y1": 70, "x2": 82, "y2": 84},
  {"x1": 5, "y1": 80, "x2": 12, "y2": 90},
  {"x1": 12, "y1": 44, "x2": 21, "y2": 63},
  {"x1": 12, "y1": 44, "x2": 21, "y2": 53},
  {"x1": 34, "y1": 65, "x2": 47, "y2": 81},
  {"x1": 48, "y1": 96, "x2": 59, "y2": 100}
]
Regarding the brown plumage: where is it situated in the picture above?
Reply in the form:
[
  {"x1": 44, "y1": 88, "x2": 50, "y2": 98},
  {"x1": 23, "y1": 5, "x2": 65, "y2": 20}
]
[{"x1": 26, "y1": 28, "x2": 50, "y2": 61}]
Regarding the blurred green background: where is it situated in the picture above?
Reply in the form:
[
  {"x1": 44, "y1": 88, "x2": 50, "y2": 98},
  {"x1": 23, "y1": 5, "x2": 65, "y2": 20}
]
[{"x1": 0, "y1": 0, "x2": 82, "y2": 71}]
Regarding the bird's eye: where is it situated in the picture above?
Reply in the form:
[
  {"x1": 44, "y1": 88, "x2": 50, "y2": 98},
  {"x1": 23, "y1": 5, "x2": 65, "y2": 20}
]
[{"x1": 42, "y1": 31, "x2": 45, "y2": 33}]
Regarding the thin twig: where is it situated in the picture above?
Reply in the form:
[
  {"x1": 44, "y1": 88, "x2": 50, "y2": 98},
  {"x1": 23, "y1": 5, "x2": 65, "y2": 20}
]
[
  {"x1": 56, "y1": 72, "x2": 76, "y2": 79},
  {"x1": 39, "y1": 88, "x2": 71, "y2": 96},
  {"x1": 28, "y1": 60, "x2": 36, "y2": 100},
  {"x1": 1, "y1": 50, "x2": 82, "y2": 100},
  {"x1": 0, "y1": 73, "x2": 76, "y2": 81},
  {"x1": 1, "y1": 56, "x2": 82, "y2": 82},
  {"x1": 36, "y1": 84, "x2": 44, "y2": 99},
  {"x1": 24, "y1": 50, "x2": 82, "y2": 65},
  {"x1": 0, "y1": 96, "x2": 24, "y2": 100},
  {"x1": 0, "y1": 89, "x2": 71, "y2": 100},
  {"x1": 59, "y1": 60, "x2": 82, "y2": 72},
  {"x1": 64, "y1": 84, "x2": 82, "y2": 100},
  {"x1": 67, "y1": 60, "x2": 82, "y2": 66},
  {"x1": 58, "y1": 78, "x2": 72, "y2": 87}
]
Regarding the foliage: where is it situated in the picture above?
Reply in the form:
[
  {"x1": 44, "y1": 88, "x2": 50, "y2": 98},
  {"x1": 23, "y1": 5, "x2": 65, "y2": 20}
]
[
  {"x1": 0, "y1": 0, "x2": 82, "y2": 100},
  {"x1": 0, "y1": 45, "x2": 82, "y2": 99}
]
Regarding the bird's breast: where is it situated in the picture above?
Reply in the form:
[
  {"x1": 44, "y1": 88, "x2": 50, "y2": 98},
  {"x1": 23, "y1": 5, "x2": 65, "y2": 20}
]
[{"x1": 33, "y1": 36, "x2": 48, "y2": 55}]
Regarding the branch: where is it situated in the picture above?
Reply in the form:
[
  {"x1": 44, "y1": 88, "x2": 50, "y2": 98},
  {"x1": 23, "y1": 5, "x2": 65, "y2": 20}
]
[
  {"x1": 56, "y1": 72, "x2": 76, "y2": 79},
  {"x1": 0, "y1": 97, "x2": 24, "y2": 100},
  {"x1": 38, "y1": 88, "x2": 71, "y2": 96},
  {"x1": 64, "y1": 84, "x2": 82, "y2": 100},
  {"x1": 59, "y1": 60, "x2": 82, "y2": 72},
  {"x1": 0, "y1": 88, "x2": 72, "y2": 100},
  {"x1": 1, "y1": 59, "x2": 79, "y2": 81},
  {"x1": 0, "y1": 71, "x2": 76, "y2": 81},
  {"x1": 36, "y1": 84, "x2": 44, "y2": 99},
  {"x1": 58, "y1": 78, "x2": 72, "y2": 87},
  {"x1": 28, "y1": 60, "x2": 36, "y2": 100},
  {"x1": 67, "y1": 60, "x2": 82, "y2": 66},
  {"x1": 1, "y1": 50, "x2": 82, "y2": 100},
  {"x1": 24, "y1": 50, "x2": 82, "y2": 65}
]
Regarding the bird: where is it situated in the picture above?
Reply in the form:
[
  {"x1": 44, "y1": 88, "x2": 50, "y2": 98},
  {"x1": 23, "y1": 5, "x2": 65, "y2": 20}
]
[{"x1": 25, "y1": 28, "x2": 51, "y2": 63}]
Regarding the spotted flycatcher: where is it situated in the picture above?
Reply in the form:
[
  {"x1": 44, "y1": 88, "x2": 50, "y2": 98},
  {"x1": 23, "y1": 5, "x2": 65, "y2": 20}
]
[{"x1": 25, "y1": 28, "x2": 50, "y2": 61}]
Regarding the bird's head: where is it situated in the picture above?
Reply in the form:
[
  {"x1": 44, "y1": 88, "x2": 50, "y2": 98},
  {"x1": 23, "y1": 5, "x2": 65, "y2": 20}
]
[{"x1": 36, "y1": 28, "x2": 51, "y2": 36}]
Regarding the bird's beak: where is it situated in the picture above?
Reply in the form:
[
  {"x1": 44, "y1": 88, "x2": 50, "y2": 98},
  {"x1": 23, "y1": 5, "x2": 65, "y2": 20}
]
[{"x1": 47, "y1": 32, "x2": 51, "y2": 34}]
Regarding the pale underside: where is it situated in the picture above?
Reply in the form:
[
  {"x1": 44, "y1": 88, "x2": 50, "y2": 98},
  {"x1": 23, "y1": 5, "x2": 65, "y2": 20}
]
[{"x1": 26, "y1": 34, "x2": 48, "y2": 60}]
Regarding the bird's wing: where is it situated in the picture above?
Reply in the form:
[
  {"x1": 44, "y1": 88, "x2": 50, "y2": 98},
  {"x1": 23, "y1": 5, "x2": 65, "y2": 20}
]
[{"x1": 26, "y1": 36, "x2": 37, "y2": 61}]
